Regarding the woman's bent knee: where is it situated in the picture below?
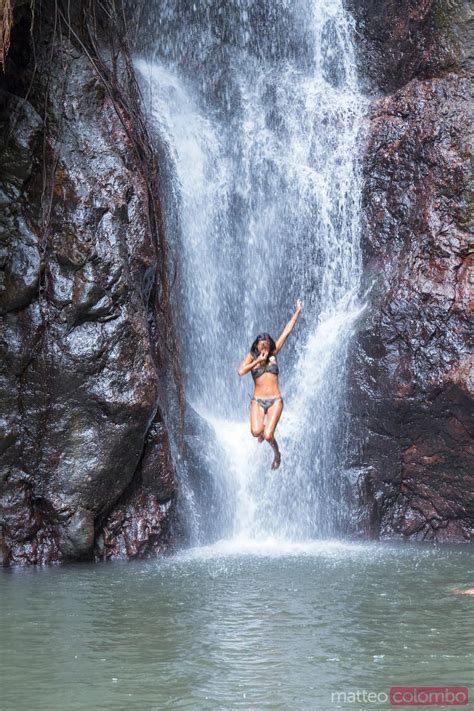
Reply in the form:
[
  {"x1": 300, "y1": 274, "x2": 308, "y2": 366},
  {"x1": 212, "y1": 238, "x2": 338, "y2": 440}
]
[
  {"x1": 251, "y1": 427, "x2": 263, "y2": 438},
  {"x1": 263, "y1": 428, "x2": 274, "y2": 441}
]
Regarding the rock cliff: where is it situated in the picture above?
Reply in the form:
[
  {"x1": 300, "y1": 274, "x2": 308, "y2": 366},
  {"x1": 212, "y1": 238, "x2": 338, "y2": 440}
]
[
  {"x1": 0, "y1": 0, "x2": 185, "y2": 565},
  {"x1": 344, "y1": 0, "x2": 473, "y2": 541}
]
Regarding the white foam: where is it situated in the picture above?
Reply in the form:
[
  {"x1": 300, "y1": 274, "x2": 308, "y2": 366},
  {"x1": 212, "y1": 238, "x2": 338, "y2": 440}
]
[{"x1": 175, "y1": 535, "x2": 374, "y2": 562}]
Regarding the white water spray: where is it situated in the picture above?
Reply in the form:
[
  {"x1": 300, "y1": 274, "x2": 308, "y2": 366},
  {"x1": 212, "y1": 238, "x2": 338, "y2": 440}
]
[{"x1": 136, "y1": 0, "x2": 368, "y2": 548}]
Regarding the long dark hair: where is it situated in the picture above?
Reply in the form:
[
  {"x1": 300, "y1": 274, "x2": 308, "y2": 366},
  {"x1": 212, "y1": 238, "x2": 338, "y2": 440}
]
[{"x1": 250, "y1": 333, "x2": 276, "y2": 360}]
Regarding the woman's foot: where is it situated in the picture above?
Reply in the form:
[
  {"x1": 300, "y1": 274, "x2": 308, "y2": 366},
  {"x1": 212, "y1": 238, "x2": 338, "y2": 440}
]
[
  {"x1": 271, "y1": 451, "x2": 281, "y2": 470},
  {"x1": 269, "y1": 437, "x2": 281, "y2": 470}
]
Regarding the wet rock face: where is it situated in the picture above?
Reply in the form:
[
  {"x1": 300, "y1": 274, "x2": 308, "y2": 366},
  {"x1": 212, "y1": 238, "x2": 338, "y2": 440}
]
[
  {"x1": 344, "y1": 0, "x2": 473, "y2": 92},
  {"x1": 0, "y1": 9, "x2": 180, "y2": 565},
  {"x1": 345, "y1": 1, "x2": 473, "y2": 542},
  {"x1": 95, "y1": 416, "x2": 177, "y2": 561}
]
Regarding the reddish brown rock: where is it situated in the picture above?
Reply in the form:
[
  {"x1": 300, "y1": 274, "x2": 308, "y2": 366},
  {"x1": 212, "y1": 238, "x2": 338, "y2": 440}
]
[
  {"x1": 344, "y1": 0, "x2": 473, "y2": 92},
  {"x1": 345, "y1": 1, "x2": 473, "y2": 542}
]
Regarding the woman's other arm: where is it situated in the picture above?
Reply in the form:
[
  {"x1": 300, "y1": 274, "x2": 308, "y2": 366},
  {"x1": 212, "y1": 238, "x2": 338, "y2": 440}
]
[{"x1": 237, "y1": 352, "x2": 266, "y2": 376}]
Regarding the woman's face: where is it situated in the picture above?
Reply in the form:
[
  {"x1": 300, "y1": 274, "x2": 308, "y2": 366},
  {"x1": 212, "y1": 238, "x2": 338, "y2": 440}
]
[{"x1": 257, "y1": 339, "x2": 270, "y2": 355}]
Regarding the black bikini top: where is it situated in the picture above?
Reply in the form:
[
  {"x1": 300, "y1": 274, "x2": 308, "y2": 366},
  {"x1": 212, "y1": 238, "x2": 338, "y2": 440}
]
[{"x1": 251, "y1": 354, "x2": 279, "y2": 380}]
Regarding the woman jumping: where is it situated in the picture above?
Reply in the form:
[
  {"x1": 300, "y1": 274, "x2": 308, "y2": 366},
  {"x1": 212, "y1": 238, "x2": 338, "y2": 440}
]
[{"x1": 237, "y1": 299, "x2": 302, "y2": 470}]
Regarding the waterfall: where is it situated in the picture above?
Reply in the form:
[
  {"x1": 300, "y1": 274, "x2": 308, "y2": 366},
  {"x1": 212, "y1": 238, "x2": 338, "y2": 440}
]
[{"x1": 135, "y1": 0, "x2": 368, "y2": 546}]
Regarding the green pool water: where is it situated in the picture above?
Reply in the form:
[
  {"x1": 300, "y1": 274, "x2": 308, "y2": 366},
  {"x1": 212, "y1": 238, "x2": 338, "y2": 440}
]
[{"x1": 1, "y1": 538, "x2": 473, "y2": 710}]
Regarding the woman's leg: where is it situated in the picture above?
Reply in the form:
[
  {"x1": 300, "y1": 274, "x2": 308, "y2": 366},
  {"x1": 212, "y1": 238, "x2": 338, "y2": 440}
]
[
  {"x1": 264, "y1": 398, "x2": 283, "y2": 439},
  {"x1": 250, "y1": 399, "x2": 265, "y2": 441},
  {"x1": 263, "y1": 399, "x2": 284, "y2": 469}
]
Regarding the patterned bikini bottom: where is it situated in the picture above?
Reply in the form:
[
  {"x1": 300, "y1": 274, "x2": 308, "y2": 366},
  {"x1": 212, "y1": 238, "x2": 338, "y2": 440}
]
[{"x1": 251, "y1": 395, "x2": 284, "y2": 414}]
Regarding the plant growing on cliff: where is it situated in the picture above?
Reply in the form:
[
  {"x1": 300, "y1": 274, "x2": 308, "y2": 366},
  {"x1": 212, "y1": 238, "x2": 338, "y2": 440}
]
[{"x1": 0, "y1": 0, "x2": 12, "y2": 69}]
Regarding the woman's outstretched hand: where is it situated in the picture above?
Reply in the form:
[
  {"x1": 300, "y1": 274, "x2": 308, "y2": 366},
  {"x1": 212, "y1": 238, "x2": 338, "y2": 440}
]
[{"x1": 295, "y1": 298, "x2": 302, "y2": 315}]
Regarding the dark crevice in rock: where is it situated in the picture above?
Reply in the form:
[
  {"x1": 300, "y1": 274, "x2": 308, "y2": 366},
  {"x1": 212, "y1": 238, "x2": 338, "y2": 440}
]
[{"x1": 94, "y1": 410, "x2": 180, "y2": 562}]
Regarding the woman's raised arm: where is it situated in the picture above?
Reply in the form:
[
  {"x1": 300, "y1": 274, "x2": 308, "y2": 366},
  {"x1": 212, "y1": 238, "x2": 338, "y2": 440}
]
[{"x1": 274, "y1": 299, "x2": 302, "y2": 353}]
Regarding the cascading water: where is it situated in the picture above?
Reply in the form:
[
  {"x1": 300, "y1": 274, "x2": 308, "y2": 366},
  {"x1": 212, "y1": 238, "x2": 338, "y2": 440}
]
[{"x1": 135, "y1": 0, "x2": 368, "y2": 547}]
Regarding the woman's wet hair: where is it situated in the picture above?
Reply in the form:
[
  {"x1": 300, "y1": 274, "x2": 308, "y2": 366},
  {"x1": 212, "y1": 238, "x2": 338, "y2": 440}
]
[{"x1": 250, "y1": 333, "x2": 276, "y2": 359}]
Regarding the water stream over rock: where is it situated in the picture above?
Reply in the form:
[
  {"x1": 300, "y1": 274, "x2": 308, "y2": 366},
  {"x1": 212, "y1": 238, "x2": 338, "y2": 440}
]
[{"x1": 135, "y1": 0, "x2": 368, "y2": 546}]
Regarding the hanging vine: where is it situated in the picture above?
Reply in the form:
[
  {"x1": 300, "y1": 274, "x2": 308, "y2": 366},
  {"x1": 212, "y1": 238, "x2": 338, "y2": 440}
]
[{"x1": 0, "y1": 0, "x2": 12, "y2": 70}]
